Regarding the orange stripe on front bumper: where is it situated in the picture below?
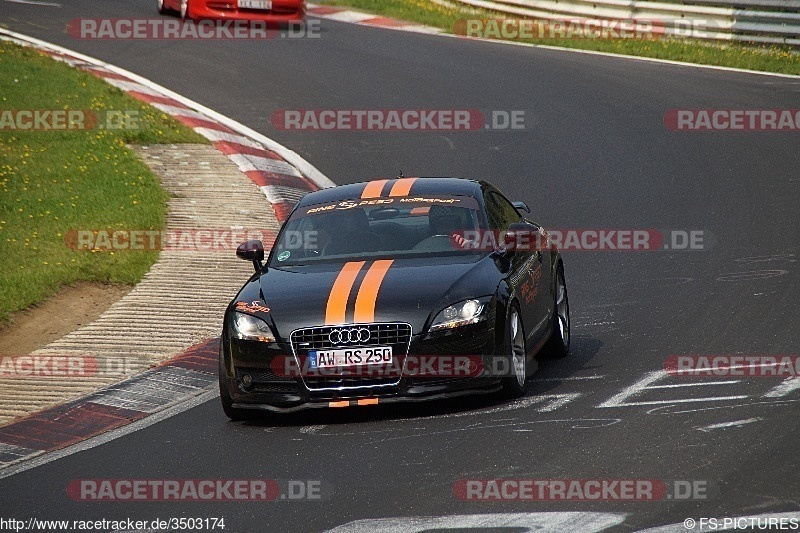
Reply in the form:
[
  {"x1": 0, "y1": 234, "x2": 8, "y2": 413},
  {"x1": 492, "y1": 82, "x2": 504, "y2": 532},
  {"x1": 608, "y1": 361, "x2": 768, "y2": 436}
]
[
  {"x1": 361, "y1": 179, "x2": 388, "y2": 199},
  {"x1": 389, "y1": 177, "x2": 417, "y2": 197},
  {"x1": 325, "y1": 261, "x2": 365, "y2": 325},
  {"x1": 353, "y1": 259, "x2": 393, "y2": 323},
  {"x1": 357, "y1": 398, "x2": 379, "y2": 406},
  {"x1": 329, "y1": 401, "x2": 349, "y2": 408}
]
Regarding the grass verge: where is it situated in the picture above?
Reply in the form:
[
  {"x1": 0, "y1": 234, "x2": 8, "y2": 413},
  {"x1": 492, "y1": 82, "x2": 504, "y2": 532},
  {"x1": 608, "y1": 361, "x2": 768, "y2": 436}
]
[
  {"x1": 318, "y1": 0, "x2": 800, "y2": 75},
  {"x1": 0, "y1": 40, "x2": 208, "y2": 324}
]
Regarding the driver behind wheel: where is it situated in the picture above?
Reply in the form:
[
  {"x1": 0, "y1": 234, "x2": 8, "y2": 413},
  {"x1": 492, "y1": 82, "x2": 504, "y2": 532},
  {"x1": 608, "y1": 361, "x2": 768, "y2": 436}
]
[{"x1": 428, "y1": 206, "x2": 478, "y2": 249}]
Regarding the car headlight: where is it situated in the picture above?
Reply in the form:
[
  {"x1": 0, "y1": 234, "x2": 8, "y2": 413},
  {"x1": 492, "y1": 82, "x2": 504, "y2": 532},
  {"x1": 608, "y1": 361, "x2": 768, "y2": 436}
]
[
  {"x1": 430, "y1": 298, "x2": 488, "y2": 331},
  {"x1": 231, "y1": 311, "x2": 275, "y2": 342}
]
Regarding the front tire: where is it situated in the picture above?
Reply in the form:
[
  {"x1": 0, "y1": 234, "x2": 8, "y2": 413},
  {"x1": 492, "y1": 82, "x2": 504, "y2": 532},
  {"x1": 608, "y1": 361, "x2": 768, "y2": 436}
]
[{"x1": 500, "y1": 303, "x2": 527, "y2": 399}]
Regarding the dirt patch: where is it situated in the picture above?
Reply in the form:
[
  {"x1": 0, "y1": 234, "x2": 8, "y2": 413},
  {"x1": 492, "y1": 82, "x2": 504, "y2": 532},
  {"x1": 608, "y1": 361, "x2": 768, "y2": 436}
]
[{"x1": 0, "y1": 282, "x2": 132, "y2": 356}]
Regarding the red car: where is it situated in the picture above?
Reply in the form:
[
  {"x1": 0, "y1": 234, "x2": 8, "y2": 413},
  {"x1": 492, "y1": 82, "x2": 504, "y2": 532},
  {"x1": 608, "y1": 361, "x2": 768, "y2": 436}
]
[{"x1": 158, "y1": 0, "x2": 305, "y2": 24}]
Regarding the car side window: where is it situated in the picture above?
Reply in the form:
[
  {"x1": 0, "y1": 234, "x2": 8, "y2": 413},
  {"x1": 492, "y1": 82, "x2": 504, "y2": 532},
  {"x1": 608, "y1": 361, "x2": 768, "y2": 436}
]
[
  {"x1": 486, "y1": 191, "x2": 521, "y2": 230},
  {"x1": 484, "y1": 196, "x2": 500, "y2": 230}
]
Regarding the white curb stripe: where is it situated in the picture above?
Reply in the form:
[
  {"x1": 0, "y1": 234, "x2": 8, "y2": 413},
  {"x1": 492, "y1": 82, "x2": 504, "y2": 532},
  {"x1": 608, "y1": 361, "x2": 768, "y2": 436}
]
[
  {"x1": 260, "y1": 184, "x2": 313, "y2": 204},
  {"x1": 150, "y1": 102, "x2": 215, "y2": 122},
  {"x1": 322, "y1": 11, "x2": 376, "y2": 23},
  {"x1": 228, "y1": 153, "x2": 303, "y2": 176},
  {"x1": 0, "y1": 444, "x2": 42, "y2": 467},
  {"x1": 89, "y1": 367, "x2": 215, "y2": 413},
  {"x1": 193, "y1": 127, "x2": 264, "y2": 149}
]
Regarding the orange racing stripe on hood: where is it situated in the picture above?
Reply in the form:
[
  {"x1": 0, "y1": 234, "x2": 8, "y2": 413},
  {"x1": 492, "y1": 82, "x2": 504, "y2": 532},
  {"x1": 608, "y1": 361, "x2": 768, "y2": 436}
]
[
  {"x1": 354, "y1": 259, "x2": 394, "y2": 323},
  {"x1": 325, "y1": 261, "x2": 365, "y2": 325}
]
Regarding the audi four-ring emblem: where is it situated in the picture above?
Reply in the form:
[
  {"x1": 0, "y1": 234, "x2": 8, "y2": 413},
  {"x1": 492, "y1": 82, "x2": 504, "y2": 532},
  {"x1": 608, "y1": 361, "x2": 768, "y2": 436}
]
[{"x1": 329, "y1": 327, "x2": 371, "y2": 345}]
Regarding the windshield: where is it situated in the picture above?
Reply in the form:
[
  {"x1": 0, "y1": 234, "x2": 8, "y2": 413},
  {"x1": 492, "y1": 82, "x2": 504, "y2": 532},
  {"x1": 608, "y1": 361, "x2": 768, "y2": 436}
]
[{"x1": 269, "y1": 195, "x2": 486, "y2": 266}]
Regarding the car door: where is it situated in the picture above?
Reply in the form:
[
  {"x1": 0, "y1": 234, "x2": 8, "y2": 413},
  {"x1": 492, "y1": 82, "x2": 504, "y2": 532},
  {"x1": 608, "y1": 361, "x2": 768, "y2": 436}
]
[
  {"x1": 519, "y1": 217, "x2": 553, "y2": 346},
  {"x1": 485, "y1": 190, "x2": 549, "y2": 347}
]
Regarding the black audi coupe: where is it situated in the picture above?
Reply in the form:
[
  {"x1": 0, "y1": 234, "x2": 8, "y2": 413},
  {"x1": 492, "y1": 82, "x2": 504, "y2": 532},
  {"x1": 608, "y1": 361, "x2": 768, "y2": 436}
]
[{"x1": 219, "y1": 177, "x2": 569, "y2": 419}]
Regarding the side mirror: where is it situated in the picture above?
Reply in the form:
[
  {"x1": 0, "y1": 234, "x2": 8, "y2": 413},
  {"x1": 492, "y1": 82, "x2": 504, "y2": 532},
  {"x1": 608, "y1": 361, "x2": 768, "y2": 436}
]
[
  {"x1": 501, "y1": 223, "x2": 538, "y2": 257},
  {"x1": 237, "y1": 240, "x2": 264, "y2": 272},
  {"x1": 512, "y1": 201, "x2": 530, "y2": 214}
]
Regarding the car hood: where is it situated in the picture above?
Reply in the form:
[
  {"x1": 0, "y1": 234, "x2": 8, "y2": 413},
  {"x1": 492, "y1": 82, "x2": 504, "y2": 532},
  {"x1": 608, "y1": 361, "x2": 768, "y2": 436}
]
[{"x1": 238, "y1": 254, "x2": 501, "y2": 337}]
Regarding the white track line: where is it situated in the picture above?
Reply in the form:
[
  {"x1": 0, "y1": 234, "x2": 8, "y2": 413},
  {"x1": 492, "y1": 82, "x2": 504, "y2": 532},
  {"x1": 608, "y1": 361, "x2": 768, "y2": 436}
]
[{"x1": 697, "y1": 417, "x2": 762, "y2": 432}]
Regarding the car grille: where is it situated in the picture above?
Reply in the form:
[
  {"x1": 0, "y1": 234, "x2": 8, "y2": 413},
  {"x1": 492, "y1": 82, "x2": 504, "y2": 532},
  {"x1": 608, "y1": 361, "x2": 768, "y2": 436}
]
[{"x1": 290, "y1": 323, "x2": 411, "y2": 391}]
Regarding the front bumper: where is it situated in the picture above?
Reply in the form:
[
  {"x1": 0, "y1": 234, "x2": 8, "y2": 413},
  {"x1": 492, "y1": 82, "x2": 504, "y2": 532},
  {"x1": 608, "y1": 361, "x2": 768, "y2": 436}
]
[
  {"x1": 221, "y1": 321, "x2": 504, "y2": 412},
  {"x1": 230, "y1": 386, "x2": 503, "y2": 413},
  {"x1": 189, "y1": 0, "x2": 305, "y2": 23}
]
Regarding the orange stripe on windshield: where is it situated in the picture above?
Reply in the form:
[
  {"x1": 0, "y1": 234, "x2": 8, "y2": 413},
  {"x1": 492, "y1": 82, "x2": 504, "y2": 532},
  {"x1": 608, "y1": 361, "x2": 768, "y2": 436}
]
[
  {"x1": 325, "y1": 261, "x2": 365, "y2": 325},
  {"x1": 361, "y1": 180, "x2": 388, "y2": 199},
  {"x1": 354, "y1": 260, "x2": 393, "y2": 323},
  {"x1": 389, "y1": 177, "x2": 417, "y2": 197}
]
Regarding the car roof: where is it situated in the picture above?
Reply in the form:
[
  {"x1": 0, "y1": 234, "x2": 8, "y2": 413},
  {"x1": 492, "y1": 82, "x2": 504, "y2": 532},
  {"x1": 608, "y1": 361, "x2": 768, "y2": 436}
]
[{"x1": 295, "y1": 177, "x2": 485, "y2": 208}]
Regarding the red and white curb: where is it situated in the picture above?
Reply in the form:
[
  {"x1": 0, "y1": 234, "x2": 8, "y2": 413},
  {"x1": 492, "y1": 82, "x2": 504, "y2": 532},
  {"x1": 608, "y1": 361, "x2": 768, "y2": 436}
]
[
  {"x1": 0, "y1": 28, "x2": 335, "y2": 222},
  {"x1": 0, "y1": 338, "x2": 219, "y2": 473},
  {"x1": 0, "y1": 30, "x2": 332, "y2": 472},
  {"x1": 307, "y1": 3, "x2": 443, "y2": 34}
]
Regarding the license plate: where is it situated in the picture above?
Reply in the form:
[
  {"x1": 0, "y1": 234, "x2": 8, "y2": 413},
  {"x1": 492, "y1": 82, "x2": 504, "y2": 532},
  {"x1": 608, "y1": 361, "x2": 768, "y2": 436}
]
[
  {"x1": 239, "y1": 0, "x2": 272, "y2": 9},
  {"x1": 309, "y1": 347, "x2": 393, "y2": 368}
]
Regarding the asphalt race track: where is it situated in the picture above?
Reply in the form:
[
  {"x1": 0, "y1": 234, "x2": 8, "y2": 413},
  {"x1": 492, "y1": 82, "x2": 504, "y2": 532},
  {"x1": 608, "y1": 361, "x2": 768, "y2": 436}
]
[{"x1": 2, "y1": 0, "x2": 799, "y2": 531}]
